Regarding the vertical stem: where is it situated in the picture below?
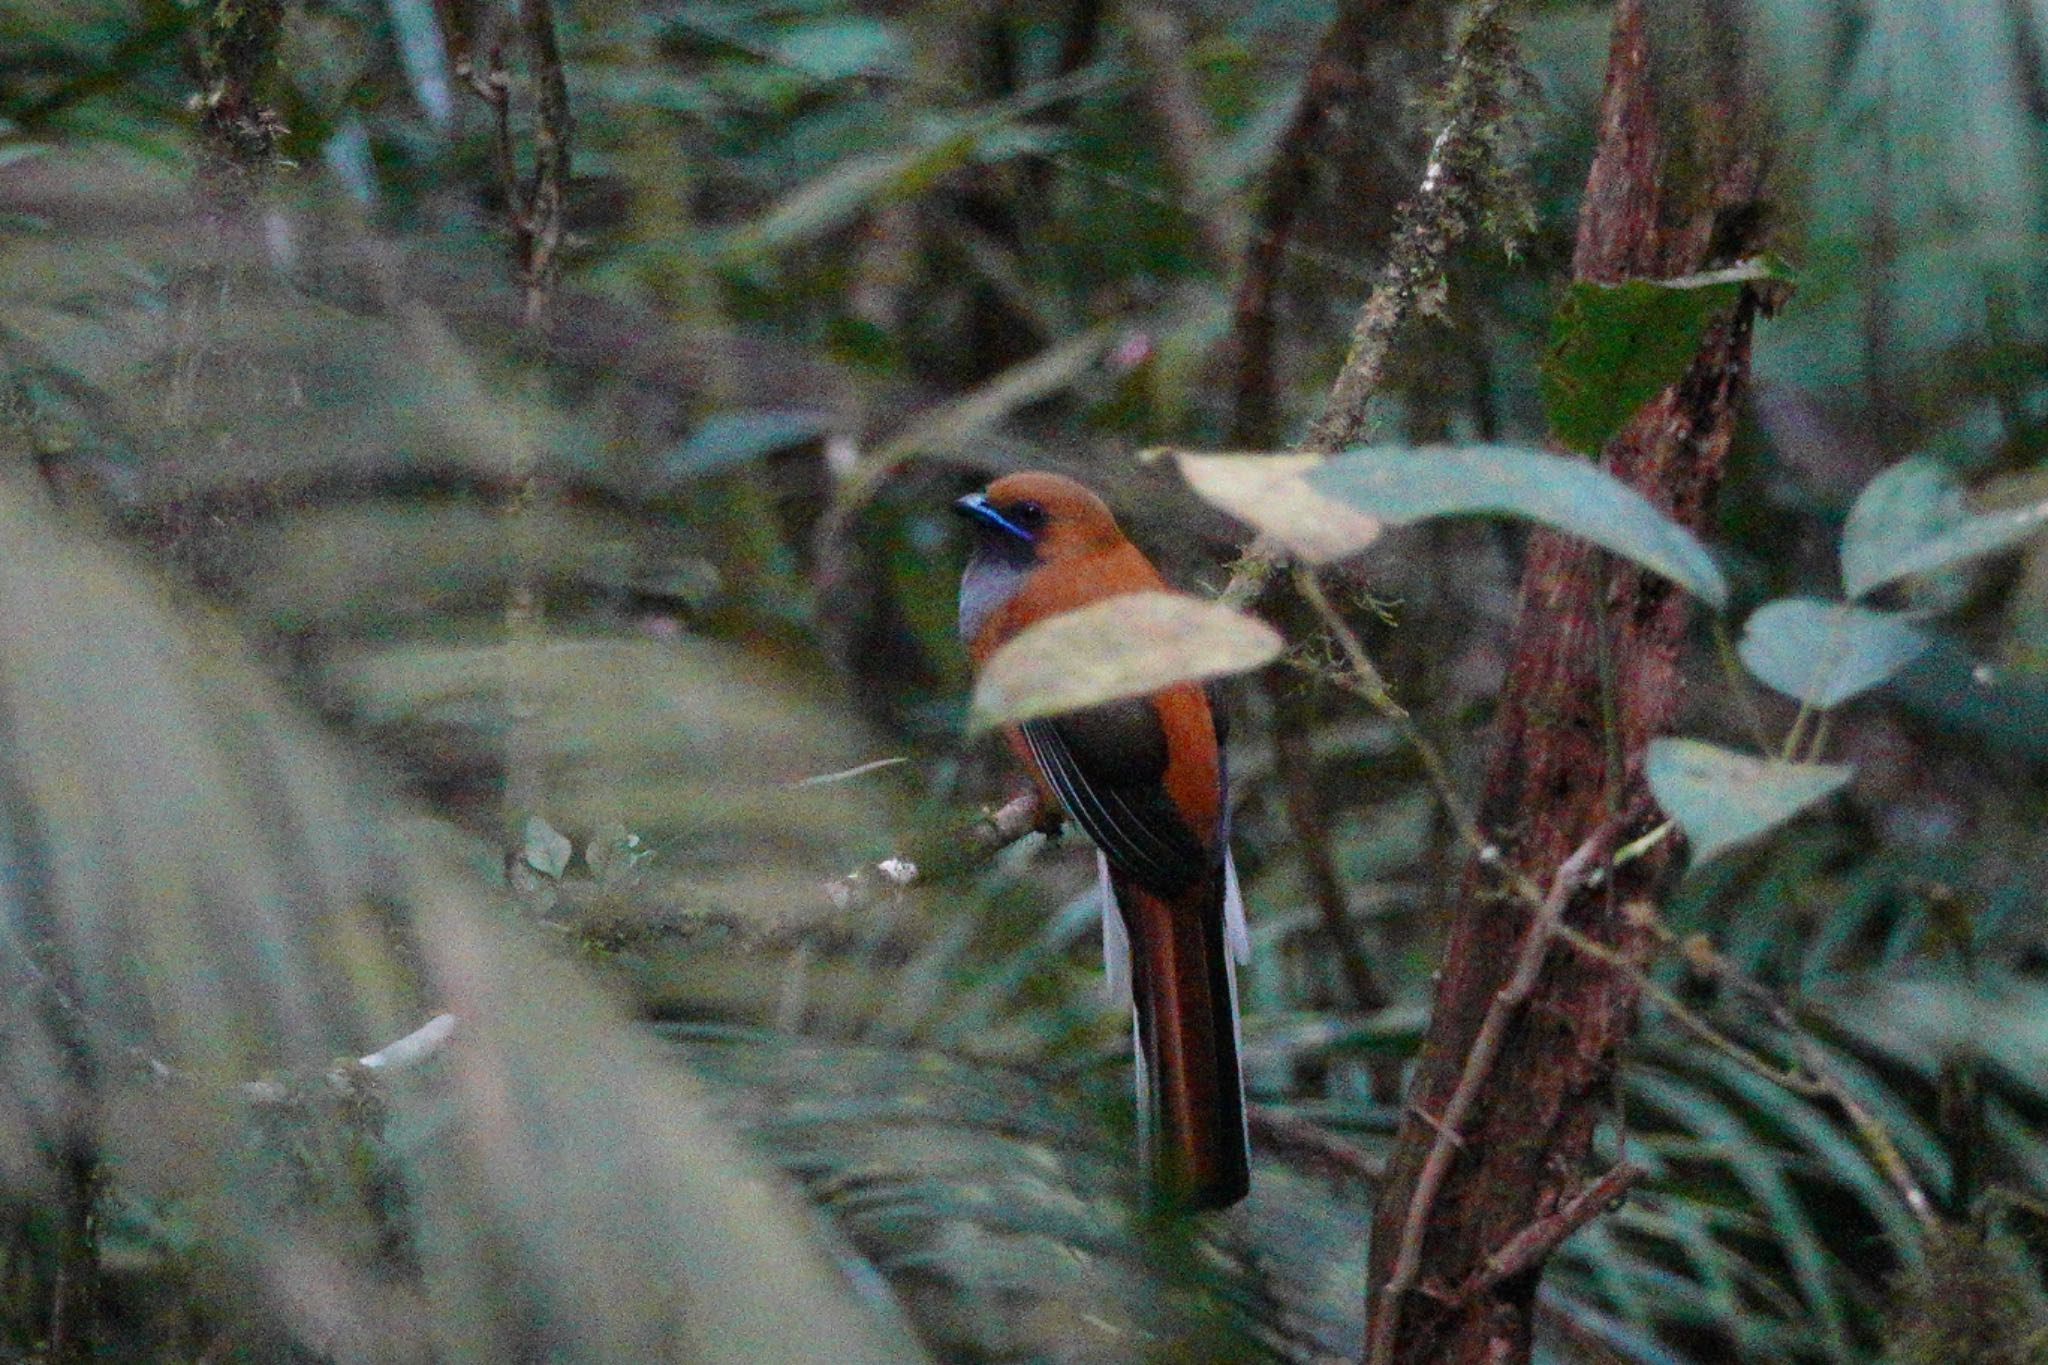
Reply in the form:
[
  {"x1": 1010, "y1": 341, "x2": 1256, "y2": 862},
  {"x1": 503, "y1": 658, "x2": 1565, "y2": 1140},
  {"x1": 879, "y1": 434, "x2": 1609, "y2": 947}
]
[{"x1": 1362, "y1": 2, "x2": 1769, "y2": 1359}]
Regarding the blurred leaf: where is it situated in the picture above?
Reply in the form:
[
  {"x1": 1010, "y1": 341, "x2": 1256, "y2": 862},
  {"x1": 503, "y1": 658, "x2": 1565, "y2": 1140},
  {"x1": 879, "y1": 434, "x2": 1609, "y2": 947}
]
[
  {"x1": 0, "y1": 480, "x2": 930, "y2": 1363},
  {"x1": 1307, "y1": 445, "x2": 1729, "y2": 606},
  {"x1": 723, "y1": 128, "x2": 980, "y2": 259},
  {"x1": 1648, "y1": 738, "x2": 1854, "y2": 864},
  {"x1": 875, "y1": 323, "x2": 1120, "y2": 461},
  {"x1": 1738, "y1": 597, "x2": 1932, "y2": 706},
  {"x1": 773, "y1": 18, "x2": 907, "y2": 81},
  {"x1": 1173, "y1": 451, "x2": 1384, "y2": 562},
  {"x1": 1542, "y1": 259, "x2": 1788, "y2": 455},
  {"x1": 969, "y1": 592, "x2": 1283, "y2": 732},
  {"x1": 664, "y1": 407, "x2": 830, "y2": 479}
]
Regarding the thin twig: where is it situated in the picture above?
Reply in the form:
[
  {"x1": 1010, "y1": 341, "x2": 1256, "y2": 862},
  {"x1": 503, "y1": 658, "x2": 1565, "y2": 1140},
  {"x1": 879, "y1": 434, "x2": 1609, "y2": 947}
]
[
  {"x1": 1299, "y1": 0, "x2": 1527, "y2": 454},
  {"x1": 1554, "y1": 906, "x2": 1938, "y2": 1229},
  {"x1": 516, "y1": 0, "x2": 572, "y2": 330},
  {"x1": 1444, "y1": 1162, "x2": 1643, "y2": 1306},
  {"x1": 1291, "y1": 565, "x2": 1495, "y2": 874},
  {"x1": 1367, "y1": 824, "x2": 1620, "y2": 1365},
  {"x1": 1265, "y1": 672, "x2": 1391, "y2": 1011},
  {"x1": 1248, "y1": 1104, "x2": 1386, "y2": 1187},
  {"x1": 823, "y1": 791, "x2": 1046, "y2": 913}
]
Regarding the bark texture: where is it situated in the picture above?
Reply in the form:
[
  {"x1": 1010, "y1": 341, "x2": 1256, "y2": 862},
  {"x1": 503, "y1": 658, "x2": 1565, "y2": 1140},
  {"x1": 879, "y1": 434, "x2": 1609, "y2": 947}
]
[{"x1": 1362, "y1": 2, "x2": 1769, "y2": 1361}]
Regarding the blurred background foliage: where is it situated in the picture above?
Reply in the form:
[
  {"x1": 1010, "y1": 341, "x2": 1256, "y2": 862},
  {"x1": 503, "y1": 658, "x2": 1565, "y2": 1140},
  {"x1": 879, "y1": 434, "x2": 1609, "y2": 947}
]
[{"x1": 2, "y1": 0, "x2": 2048, "y2": 1361}]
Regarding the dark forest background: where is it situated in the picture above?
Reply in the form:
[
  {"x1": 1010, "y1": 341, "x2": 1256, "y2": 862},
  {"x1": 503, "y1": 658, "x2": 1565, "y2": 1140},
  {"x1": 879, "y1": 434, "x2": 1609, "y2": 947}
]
[{"x1": 4, "y1": 0, "x2": 2048, "y2": 1361}]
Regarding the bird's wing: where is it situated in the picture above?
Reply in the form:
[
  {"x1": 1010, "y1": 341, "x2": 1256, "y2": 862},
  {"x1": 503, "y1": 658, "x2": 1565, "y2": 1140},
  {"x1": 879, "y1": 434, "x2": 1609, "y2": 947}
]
[{"x1": 1019, "y1": 699, "x2": 1210, "y2": 895}]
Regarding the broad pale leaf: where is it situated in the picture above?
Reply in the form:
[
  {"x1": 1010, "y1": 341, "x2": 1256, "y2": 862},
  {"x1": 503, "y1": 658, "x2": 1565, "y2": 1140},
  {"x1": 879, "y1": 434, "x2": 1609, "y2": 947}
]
[
  {"x1": 970, "y1": 592, "x2": 1282, "y2": 732},
  {"x1": 1307, "y1": 445, "x2": 1728, "y2": 606},
  {"x1": 1738, "y1": 598, "x2": 1932, "y2": 706},
  {"x1": 1173, "y1": 451, "x2": 1383, "y2": 562},
  {"x1": 1648, "y1": 738, "x2": 1854, "y2": 864}
]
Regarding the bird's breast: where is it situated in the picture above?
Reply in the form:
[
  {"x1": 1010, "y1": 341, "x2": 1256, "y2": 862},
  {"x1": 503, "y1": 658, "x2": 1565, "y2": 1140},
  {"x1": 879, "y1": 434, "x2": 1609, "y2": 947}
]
[{"x1": 958, "y1": 552, "x2": 1031, "y2": 649}]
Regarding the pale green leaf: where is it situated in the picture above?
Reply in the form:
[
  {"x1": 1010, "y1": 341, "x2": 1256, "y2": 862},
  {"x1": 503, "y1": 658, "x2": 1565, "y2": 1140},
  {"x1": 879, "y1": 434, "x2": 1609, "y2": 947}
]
[
  {"x1": 1839, "y1": 457, "x2": 1966, "y2": 601},
  {"x1": 723, "y1": 129, "x2": 978, "y2": 258},
  {"x1": 1307, "y1": 445, "x2": 1728, "y2": 606},
  {"x1": 1846, "y1": 483, "x2": 2048, "y2": 601},
  {"x1": 969, "y1": 592, "x2": 1282, "y2": 733},
  {"x1": 1648, "y1": 738, "x2": 1854, "y2": 864},
  {"x1": 1738, "y1": 597, "x2": 1932, "y2": 706}
]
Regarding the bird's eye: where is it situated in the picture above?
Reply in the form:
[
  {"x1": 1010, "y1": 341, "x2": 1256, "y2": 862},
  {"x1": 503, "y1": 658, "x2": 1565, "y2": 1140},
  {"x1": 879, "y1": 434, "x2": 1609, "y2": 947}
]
[{"x1": 1009, "y1": 501, "x2": 1046, "y2": 530}]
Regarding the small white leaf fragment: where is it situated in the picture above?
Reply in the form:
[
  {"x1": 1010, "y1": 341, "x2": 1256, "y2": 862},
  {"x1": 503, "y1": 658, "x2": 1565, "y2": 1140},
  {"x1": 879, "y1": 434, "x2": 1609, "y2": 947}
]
[
  {"x1": 1648, "y1": 738, "x2": 1854, "y2": 865},
  {"x1": 1737, "y1": 598, "x2": 1931, "y2": 707},
  {"x1": 970, "y1": 591, "x2": 1283, "y2": 732},
  {"x1": 1173, "y1": 451, "x2": 1384, "y2": 563},
  {"x1": 522, "y1": 815, "x2": 573, "y2": 879}
]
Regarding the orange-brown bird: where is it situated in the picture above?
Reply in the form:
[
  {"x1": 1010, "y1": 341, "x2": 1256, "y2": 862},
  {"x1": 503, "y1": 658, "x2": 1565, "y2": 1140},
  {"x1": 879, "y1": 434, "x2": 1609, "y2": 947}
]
[{"x1": 955, "y1": 471, "x2": 1250, "y2": 1210}]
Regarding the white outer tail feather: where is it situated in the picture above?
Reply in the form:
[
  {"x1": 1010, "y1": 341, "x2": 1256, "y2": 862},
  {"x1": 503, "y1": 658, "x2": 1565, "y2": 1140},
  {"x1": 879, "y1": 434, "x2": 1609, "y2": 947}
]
[{"x1": 1097, "y1": 849, "x2": 1252, "y2": 1181}]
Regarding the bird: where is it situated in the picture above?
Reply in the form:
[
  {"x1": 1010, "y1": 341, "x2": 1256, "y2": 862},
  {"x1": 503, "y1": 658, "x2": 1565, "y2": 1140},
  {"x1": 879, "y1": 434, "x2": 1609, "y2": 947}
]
[{"x1": 955, "y1": 470, "x2": 1250, "y2": 1210}]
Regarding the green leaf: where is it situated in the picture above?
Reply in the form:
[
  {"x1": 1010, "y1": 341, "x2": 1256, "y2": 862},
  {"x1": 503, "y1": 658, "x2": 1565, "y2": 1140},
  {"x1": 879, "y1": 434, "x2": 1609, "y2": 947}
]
[
  {"x1": 523, "y1": 815, "x2": 572, "y2": 879},
  {"x1": 1841, "y1": 464, "x2": 2048, "y2": 601},
  {"x1": 773, "y1": 18, "x2": 907, "y2": 81},
  {"x1": 969, "y1": 592, "x2": 1282, "y2": 733},
  {"x1": 664, "y1": 408, "x2": 829, "y2": 479},
  {"x1": 1647, "y1": 738, "x2": 1853, "y2": 865},
  {"x1": 1542, "y1": 259, "x2": 1788, "y2": 455},
  {"x1": 1306, "y1": 445, "x2": 1728, "y2": 606},
  {"x1": 1737, "y1": 597, "x2": 1932, "y2": 706}
]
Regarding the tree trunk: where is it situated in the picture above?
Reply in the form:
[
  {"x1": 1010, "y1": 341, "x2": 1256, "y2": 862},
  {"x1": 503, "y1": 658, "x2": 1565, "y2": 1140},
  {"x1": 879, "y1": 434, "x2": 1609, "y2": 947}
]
[{"x1": 1362, "y1": 2, "x2": 1769, "y2": 1361}]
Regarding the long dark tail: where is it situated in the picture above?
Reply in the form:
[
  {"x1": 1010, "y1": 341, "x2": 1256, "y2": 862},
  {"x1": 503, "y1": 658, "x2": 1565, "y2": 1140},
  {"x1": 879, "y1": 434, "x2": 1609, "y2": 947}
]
[{"x1": 1114, "y1": 872, "x2": 1249, "y2": 1210}]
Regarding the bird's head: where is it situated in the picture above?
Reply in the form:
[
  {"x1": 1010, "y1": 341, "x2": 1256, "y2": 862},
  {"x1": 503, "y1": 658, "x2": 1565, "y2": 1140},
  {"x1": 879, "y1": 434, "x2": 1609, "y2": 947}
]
[{"x1": 953, "y1": 471, "x2": 1126, "y2": 565}]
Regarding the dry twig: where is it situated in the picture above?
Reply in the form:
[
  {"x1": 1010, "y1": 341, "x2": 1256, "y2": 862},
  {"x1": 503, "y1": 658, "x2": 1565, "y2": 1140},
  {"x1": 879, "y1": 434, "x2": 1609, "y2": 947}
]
[{"x1": 1367, "y1": 825, "x2": 1620, "y2": 1365}]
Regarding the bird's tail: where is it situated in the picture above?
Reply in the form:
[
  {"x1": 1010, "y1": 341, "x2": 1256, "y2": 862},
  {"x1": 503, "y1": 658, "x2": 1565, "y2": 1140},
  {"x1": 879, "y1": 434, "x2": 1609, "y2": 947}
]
[{"x1": 1109, "y1": 866, "x2": 1249, "y2": 1210}]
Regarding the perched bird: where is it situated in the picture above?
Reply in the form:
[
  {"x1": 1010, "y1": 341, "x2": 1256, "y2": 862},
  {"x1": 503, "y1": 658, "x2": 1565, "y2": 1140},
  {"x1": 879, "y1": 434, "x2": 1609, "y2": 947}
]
[{"x1": 955, "y1": 471, "x2": 1250, "y2": 1210}]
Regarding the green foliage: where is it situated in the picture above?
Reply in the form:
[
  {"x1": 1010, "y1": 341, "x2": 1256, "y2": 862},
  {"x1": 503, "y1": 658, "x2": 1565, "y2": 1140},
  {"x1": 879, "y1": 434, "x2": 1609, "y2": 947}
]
[
  {"x1": 2, "y1": 0, "x2": 2047, "y2": 1360},
  {"x1": 1542, "y1": 259, "x2": 1789, "y2": 456}
]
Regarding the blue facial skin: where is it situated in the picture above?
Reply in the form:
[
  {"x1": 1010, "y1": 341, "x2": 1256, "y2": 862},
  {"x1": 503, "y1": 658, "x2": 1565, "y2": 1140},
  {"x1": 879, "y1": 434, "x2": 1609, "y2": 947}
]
[{"x1": 954, "y1": 492, "x2": 1037, "y2": 547}]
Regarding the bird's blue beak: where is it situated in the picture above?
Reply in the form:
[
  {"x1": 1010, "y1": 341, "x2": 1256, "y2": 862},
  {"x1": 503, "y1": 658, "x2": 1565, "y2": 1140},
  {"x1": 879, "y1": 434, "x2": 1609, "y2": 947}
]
[{"x1": 954, "y1": 492, "x2": 1035, "y2": 544}]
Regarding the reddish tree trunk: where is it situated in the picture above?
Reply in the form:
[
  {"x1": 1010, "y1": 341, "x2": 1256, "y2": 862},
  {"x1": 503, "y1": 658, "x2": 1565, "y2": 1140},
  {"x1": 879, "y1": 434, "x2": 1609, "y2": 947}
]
[{"x1": 1362, "y1": 3, "x2": 1768, "y2": 1361}]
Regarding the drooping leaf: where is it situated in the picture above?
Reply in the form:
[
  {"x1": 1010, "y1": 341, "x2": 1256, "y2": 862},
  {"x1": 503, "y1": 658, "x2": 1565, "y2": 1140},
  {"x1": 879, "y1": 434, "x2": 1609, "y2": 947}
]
[
  {"x1": 1542, "y1": 259, "x2": 1789, "y2": 455},
  {"x1": 1738, "y1": 597, "x2": 1932, "y2": 706},
  {"x1": 664, "y1": 408, "x2": 830, "y2": 479},
  {"x1": 1647, "y1": 738, "x2": 1854, "y2": 864},
  {"x1": 1173, "y1": 451, "x2": 1383, "y2": 562},
  {"x1": 1306, "y1": 445, "x2": 1728, "y2": 606},
  {"x1": 969, "y1": 592, "x2": 1282, "y2": 732}
]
